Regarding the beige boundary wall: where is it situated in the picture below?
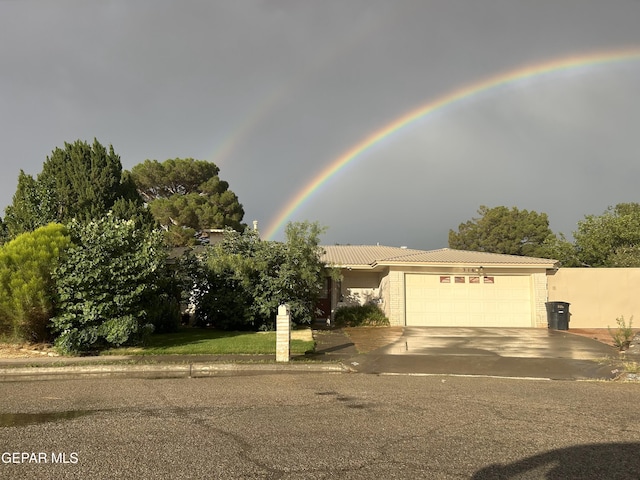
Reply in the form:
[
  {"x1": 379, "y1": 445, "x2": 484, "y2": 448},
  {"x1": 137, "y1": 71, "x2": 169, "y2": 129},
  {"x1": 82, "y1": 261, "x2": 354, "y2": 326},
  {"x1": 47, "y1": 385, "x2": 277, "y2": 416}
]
[{"x1": 547, "y1": 268, "x2": 640, "y2": 328}]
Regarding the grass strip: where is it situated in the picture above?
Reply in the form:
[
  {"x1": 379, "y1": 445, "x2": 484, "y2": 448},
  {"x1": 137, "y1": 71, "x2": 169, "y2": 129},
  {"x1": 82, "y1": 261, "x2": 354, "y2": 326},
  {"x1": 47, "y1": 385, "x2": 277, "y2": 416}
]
[{"x1": 101, "y1": 329, "x2": 315, "y2": 356}]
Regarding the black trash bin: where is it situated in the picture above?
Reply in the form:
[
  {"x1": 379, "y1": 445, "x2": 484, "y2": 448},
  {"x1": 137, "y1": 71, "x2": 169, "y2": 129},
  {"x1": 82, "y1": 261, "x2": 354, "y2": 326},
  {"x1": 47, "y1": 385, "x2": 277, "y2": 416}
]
[{"x1": 545, "y1": 301, "x2": 570, "y2": 330}]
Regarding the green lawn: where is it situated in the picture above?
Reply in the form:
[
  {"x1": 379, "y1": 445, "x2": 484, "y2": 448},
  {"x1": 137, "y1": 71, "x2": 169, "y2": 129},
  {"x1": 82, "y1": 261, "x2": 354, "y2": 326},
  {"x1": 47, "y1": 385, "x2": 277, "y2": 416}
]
[{"x1": 102, "y1": 328, "x2": 315, "y2": 356}]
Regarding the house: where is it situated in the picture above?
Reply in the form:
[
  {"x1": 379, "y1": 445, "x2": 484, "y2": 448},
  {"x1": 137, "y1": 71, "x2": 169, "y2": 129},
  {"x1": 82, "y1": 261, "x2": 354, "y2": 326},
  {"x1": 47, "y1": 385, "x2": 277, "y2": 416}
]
[
  {"x1": 320, "y1": 245, "x2": 558, "y2": 328},
  {"x1": 198, "y1": 228, "x2": 226, "y2": 245}
]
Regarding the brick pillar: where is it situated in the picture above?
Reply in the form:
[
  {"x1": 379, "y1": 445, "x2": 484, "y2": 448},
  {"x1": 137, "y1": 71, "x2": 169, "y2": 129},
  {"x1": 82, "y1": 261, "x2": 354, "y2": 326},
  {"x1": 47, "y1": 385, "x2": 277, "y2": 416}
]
[{"x1": 276, "y1": 304, "x2": 291, "y2": 362}]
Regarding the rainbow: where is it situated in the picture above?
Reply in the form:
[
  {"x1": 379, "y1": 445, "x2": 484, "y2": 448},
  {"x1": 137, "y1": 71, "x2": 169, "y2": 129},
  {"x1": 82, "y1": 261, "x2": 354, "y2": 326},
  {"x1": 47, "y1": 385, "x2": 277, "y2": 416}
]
[
  {"x1": 264, "y1": 47, "x2": 640, "y2": 240},
  {"x1": 209, "y1": 18, "x2": 389, "y2": 167}
]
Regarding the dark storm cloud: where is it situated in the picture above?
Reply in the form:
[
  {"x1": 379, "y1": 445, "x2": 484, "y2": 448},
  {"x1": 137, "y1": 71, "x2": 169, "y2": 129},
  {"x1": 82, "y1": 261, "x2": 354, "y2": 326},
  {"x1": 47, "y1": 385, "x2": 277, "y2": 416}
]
[{"x1": 1, "y1": 0, "x2": 639, "y2": 248}]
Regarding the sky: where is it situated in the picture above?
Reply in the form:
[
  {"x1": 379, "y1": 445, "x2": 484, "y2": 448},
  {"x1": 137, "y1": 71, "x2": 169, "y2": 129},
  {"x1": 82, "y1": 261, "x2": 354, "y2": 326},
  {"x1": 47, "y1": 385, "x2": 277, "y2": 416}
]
[{"x1": 1, "y1": 0, "x2": 639, "y2": 250}]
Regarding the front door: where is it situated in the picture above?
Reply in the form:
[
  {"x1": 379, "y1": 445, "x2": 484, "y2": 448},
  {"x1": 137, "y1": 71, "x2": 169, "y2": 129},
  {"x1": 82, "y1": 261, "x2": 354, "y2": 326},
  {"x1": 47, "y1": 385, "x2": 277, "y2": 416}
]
[{"x1": 316, "y1": 277, "x2": 332, "y2": 321}]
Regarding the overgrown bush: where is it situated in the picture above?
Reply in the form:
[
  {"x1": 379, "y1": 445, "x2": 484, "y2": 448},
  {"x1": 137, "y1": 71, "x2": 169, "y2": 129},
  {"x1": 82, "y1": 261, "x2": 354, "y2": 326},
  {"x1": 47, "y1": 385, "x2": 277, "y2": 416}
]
[
  {"x1": 51, "y1": 216, "x2": 175, "y2": 354},
  {"x1": 193, "y1": 222, "x2": 334, "y2": 331},
  {"x1": 194, "y1": 268, "x2": 256, "y2": 330},
  {"x1": 333, "y1": 304, "x2": 389, "y2": 328},
  {"x1": 144, "y1": 274, "x2": 182, "y2": 333},
  {"x1": 608, "y1": 315, "x2": 634, "y2": 351},
  {"x1": 0, "y1": 223, "x2": 70, "y2": 342},
  {"x1": 191, "y1": 230, "x2": 263, "y2": 330}
]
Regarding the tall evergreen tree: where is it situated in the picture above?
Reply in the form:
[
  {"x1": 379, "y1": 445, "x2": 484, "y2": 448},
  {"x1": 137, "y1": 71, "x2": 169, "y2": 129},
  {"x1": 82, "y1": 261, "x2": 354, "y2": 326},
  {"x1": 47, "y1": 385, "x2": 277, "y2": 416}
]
[
  {"x1": 4, "y1": 139, "x2": 152, "y2": 238},
  {"x1": 0, "y1": 216, "x2": 8, "y2": 246},
  {"x1": 130, "y1": 158, "x2": 245, "y2": 246},
  {"x1": 37, "y1": 139, "x2": 140, "y2": 222},
  {"x1": 3, "y1": 171, "x2": 52, "y2": 237}
]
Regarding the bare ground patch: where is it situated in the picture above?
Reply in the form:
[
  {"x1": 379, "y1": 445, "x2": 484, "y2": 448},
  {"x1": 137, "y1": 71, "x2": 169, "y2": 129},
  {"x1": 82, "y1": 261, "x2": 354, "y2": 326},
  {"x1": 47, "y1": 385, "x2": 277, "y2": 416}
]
[{"x1": 0, "y1": 343, "x2": 58, "y2": 358}]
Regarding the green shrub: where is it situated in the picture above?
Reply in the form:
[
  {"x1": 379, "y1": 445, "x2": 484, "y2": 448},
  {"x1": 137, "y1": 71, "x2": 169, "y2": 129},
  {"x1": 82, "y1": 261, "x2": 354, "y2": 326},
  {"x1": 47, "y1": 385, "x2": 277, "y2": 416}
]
[
  {"x1": 194, "y1": 268, "x2": 256, "y2": 330},
  {"x1": 608, "y1": 315, "x2": 634, "y2": 351},
  {"x1": 193, "y1": 222, "x2": 334, "y2": 331},
  {"x1": 52, "y1": 216, "x2": 175, "y2": 354},
  {"x1": 0, "y1": 223, "x2": 70, "y2": 342},
  {"x1": 143, "y1": 269, "x2": 183, "y2": 334},
  {"x1": 333, "y1": 304, "x2": 389, "y2": 328}
]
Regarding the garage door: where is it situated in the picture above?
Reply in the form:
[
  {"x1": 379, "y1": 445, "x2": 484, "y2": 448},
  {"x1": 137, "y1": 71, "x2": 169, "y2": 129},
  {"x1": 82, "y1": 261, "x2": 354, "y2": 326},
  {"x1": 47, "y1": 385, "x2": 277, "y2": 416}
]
[{"x1": 405, "y1": 274, "x2": 533, "y2": 327}]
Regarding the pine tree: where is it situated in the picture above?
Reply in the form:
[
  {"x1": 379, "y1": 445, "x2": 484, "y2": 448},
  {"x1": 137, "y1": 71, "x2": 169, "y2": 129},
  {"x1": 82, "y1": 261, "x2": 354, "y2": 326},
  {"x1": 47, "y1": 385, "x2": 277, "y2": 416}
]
[
  {"x1": 130, "y1": 158, "x2": 245, "y2": 246},
  {"x1": 4, "y1": 139, "x2": 152, "y2": 238}
]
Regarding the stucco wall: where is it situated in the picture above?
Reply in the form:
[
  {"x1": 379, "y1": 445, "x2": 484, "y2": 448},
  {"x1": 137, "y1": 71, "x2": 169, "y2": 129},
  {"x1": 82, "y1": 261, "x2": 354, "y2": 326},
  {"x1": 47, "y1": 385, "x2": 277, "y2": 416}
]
[
  {"x1": 339, "y1": 270, "x2": 382, "y2": 306},
  {"x1": 333, "y1": 269, "x2": 394, "y2": 323},
  {"x1": 548, "y1": 268, "x2": 640, "y2": 328}
]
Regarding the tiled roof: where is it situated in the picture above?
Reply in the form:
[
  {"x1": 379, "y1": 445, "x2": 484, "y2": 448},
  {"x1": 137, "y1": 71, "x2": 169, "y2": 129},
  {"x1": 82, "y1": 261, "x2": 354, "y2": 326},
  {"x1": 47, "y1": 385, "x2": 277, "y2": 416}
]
[
  {"x1": 321, "y1": 245, "x2": 557, "y2": 267},
  {"x1": 320, "y1": 245, "x2": 423, "y2": 267},
  {"x1": 380, "y1": 248, "x2": 557, "y2": 266}
]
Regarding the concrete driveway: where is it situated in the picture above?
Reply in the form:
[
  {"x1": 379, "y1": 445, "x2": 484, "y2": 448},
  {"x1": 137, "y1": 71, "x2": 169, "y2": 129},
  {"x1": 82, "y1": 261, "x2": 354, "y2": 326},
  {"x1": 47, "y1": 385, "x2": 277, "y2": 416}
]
[
  {"x1": 381, "y1": 327, "x2": 615, "y2": 359},
  {"x1": 347, "y1": 327, "x2": 620, "y2": 380}
]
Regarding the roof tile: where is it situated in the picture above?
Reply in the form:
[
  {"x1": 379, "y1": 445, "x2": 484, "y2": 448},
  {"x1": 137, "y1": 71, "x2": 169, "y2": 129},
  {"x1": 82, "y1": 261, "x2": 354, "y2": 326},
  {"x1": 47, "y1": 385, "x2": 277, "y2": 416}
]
[
  {"x1": 320, "y1": 245, "x2": 422, "y2": 266},
  {"x1": 321, "y1": 245, "x2": 556, "y2": 267}
]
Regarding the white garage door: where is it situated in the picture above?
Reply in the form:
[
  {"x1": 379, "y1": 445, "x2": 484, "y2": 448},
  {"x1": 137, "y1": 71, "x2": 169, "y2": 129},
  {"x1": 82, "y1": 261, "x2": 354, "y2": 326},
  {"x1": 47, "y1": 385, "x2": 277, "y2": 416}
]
[{"x1": 405, "y1": 274, "x2": 533, "y2": 327}]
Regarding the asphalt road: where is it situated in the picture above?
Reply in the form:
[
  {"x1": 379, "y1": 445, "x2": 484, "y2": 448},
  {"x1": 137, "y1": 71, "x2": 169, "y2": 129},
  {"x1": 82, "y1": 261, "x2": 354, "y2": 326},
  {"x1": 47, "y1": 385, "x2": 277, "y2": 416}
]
[{"x1": 1, "y1": 374, "x2": 639, "y2": 479}]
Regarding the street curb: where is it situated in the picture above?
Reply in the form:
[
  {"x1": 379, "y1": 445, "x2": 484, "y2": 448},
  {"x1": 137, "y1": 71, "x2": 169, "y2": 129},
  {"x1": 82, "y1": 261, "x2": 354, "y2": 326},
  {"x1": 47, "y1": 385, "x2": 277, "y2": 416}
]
[
  {"x1": 0, "y1": 362, "x2": 351, "y2": 382},
  {"x1": 378, "y1": 372, "x2": 553, "y2": 381}
]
